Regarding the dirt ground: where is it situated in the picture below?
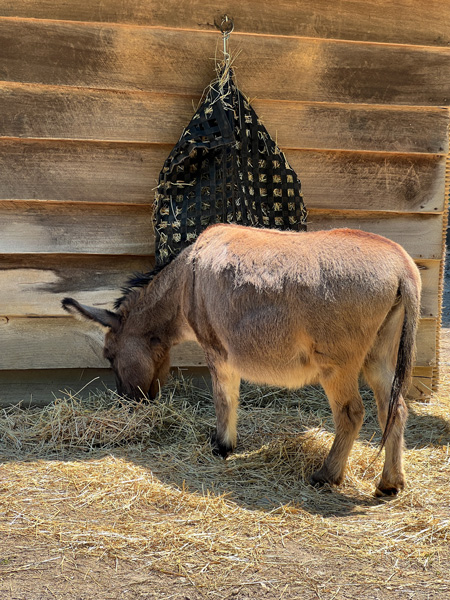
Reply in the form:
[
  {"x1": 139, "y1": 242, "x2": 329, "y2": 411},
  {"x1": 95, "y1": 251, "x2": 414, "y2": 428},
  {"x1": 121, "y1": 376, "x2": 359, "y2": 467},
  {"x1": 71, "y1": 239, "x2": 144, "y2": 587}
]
[
  {"x1": 1, "y1": 258, "x2": 450, "y2": 599},
  {"x1": 1, "y1": 534, "x2": 448, "y2": 600}
]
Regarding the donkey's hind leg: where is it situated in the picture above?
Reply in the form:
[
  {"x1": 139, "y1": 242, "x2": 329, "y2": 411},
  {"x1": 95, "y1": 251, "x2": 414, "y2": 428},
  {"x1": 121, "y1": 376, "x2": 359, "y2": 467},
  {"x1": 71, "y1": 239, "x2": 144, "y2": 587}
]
[
  {"x1": 311, "y1": 368, "x2": 365, "y2": 487},
  {"x1": 363, "y1": 362, "x2": 408, "y2": 496},
  {"x1": 363, "y1": 302, "x2": 408, "y2": 496},
  {"x1": 207, "y1": 358, "x2": 241, "y2": 458},
  {"x1": 364, "y1": 363, "x2": 408, "y2": 496}
]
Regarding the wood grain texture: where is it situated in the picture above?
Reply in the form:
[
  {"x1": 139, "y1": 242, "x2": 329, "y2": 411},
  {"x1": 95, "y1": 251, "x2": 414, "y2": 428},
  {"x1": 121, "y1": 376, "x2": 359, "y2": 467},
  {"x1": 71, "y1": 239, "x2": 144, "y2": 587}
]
[
  {"x1": 1, "y1": 20, "x2": 450, "y2": 105},
  {"x1": 1, "y1": 83, "x2": 448, "y2": 154},
  {"x1": 0, "y1": 316, "x2": 436, "y2": 370},
  {"x1": 0, "y1": 369, "x2": 117, "y2": 407},
  {"x1": 0, "y1": 257, "x2": 440, "y2": 319},
  {"x1": 0, "y1": 140, "x2": 445, "y2": 213},
  {"x1": 0, "y1": 140, "x2": 163, "y2": 205},
  {"x1": 0, "y1": 5, "x2": 445, "y2": 393},
  {"x1": 0, "y1": 201, "x2": 443, "y2": 259},
  {"x1": 1, "y1": 0, "x2": 450, "y2": 47},
  {"x1": 307, "y1": 211, "x2": 444, "y2": 260},
  {"x1": 417, "y1": 260, "x2": 441, "y2": 318},
  {"x1": 0, "y1": 318, "x2": 206, "y2": 370},
  {"x1": 294, "y1": 152, "x2": 446, "y2": 213},
  {"x1": 0, "y1": 255, "x2": 155, "y2": 316},
  {"x1": 415, "y1": 319, "x2": 437, "y2": 367},
  {"x1": 0, "y1": 201, "x2": 153, "y2": 255},
  {"x1": 409, "y1": 376, "x2": 433, "y2": 399},
  {"x1": 0, "y1": 367, "x2": 211, "y2": 407}
]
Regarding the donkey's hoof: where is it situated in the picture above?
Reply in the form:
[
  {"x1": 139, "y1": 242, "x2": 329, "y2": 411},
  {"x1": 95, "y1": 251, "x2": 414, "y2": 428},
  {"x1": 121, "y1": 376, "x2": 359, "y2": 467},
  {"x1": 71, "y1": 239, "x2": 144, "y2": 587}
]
[
  {"x1": 375, "y1": 486, "x2": 399, "y2": 498},
  {"x1": 310, "y1": 468, "x2": 342, "y2": 488},
  {"x1": 210, "y1": 431, "x2": 233, "y2": 459},
  {"x1": 309, "y1": 474, "x2": 326, "y2": 488},
  {"x1": 375, "y1": 475, "x2": 405, "y2": 497}
]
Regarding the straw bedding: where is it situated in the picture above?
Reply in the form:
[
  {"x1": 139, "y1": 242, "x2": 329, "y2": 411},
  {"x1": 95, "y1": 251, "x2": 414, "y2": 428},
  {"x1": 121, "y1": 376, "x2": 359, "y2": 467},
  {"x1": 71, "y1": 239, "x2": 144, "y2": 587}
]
[{"x1": 0, "y1": 376, "x2": 449, "y2": 595}]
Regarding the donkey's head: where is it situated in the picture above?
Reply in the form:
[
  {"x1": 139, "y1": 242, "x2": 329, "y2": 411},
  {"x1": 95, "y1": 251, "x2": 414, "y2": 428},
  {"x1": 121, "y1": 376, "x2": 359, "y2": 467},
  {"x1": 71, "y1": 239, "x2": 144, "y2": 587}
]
[{"x1": 61, "y1": 298, "x2": 171, "y2": 400}]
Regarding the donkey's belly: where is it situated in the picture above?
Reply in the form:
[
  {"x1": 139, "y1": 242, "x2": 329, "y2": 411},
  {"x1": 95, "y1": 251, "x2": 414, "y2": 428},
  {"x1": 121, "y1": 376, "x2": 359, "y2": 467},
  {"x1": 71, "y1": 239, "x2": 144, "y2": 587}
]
[{"x1": 229, "y1": 355, "x2": 320, "y2": 389}]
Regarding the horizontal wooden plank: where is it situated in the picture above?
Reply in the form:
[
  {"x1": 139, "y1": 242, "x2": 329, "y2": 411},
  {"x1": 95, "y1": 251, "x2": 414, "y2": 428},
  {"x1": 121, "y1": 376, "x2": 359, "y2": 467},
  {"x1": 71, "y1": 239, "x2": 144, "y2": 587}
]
[
  {"x1": 0, "y1": 140, "x2": 446, "y2": 213},
  {"x1": 0, "y1": 202, "x2": 444, "y2": 259},
  {"x1": 0, "y1": 317, "x2": 436, "y2": 372},
  {"x1": 293, "y1": 152, "x2": 446, "y2": 213},
  {"x1": 1, "y1": 1, "x2": 450, "y2": 47},
  {"x1": 0, "y1": 201, "x2": 153, "y2": 255},
  {"x1": 0, "y1": 255, "x2": 154, "y2": 316},
  {"x1": 0, "y1": 369, "x2": 116, "y2": 407},
  {"x1": 0, "y1": 367, "x2": 211, "y2": 407},
  {"x1": 417, "y1": 260, "x2": 441, "y2": 318},
  {"x1": 411, "y1": 366, "x2": 434, "y2": 378},
  {"x1": 1, "y1": 83, "x2": 448, "y2": 154},
  {"x1": 0, "y1": 318, "x2": 207, "y2": 370},
  {"x1": 0, "y1": 256, "x2": 440, "y2": 319},
  {"x1": 256, "y1": 103, "x2": 449, "y2": 155},
  {"x1": 1, "y1": 20, "x2": 450, "y2": 105},
  {"x1": 0, "y1": 140, "x2": 163, "y2": 205},
  {"x1": 307, "y1": 212, "x2": 444, "y2": 260}
]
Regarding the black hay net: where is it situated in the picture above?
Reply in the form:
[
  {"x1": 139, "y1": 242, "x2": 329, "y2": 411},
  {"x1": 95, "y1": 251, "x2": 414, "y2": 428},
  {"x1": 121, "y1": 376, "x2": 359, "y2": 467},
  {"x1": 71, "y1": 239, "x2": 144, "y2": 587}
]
[{"x1": 154, "y1": 68, "x2": 307, "y2": 268}]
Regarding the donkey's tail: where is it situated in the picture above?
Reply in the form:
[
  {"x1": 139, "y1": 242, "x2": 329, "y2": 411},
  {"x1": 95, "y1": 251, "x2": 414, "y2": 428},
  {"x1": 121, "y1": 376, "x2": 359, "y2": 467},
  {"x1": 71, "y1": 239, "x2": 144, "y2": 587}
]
[{"x1": 380, "y1": 269, "x2": 421, "y2": 449}]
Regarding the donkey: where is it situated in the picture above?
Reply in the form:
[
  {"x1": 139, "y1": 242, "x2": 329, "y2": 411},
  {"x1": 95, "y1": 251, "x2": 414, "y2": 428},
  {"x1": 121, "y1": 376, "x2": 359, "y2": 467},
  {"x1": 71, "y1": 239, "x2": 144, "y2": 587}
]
[{"x1": 62, "y1": 223, "x2": 421, "y2": 496}]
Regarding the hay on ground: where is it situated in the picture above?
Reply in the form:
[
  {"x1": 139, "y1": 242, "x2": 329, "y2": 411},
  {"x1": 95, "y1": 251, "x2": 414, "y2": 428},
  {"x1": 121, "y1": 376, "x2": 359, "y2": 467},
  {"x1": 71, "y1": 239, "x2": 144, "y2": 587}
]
[{"x1": 0, "y1": 376, "x2": 449, "y2": 592}]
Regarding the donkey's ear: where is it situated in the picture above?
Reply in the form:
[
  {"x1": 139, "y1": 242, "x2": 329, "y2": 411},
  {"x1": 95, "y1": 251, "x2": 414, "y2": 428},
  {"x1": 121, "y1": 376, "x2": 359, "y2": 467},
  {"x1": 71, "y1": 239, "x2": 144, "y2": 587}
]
[{"x1": 61, "y1": 297, "x2": 121, "y2": 332}]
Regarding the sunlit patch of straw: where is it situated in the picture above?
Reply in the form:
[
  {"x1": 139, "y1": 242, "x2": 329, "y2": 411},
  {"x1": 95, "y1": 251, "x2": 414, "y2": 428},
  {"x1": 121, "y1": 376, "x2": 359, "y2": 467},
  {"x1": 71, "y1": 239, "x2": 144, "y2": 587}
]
[{"x1": 0, "y1": 377, "x2": 449, "y2": 590}]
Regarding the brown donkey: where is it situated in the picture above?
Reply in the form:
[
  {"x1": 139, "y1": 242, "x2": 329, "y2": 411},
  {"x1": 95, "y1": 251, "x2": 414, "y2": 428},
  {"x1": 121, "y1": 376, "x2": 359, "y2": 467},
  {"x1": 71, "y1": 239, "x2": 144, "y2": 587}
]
[{"x1": 62, "y1": 224, "x2": 421, "y2": 496}]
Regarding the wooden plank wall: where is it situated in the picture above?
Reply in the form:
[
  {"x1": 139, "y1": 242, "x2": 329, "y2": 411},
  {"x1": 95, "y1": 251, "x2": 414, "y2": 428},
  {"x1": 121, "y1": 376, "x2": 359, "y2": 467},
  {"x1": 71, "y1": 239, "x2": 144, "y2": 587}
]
[{"x1": 0, "y1": 1, "x2": 449, "y2": 404}]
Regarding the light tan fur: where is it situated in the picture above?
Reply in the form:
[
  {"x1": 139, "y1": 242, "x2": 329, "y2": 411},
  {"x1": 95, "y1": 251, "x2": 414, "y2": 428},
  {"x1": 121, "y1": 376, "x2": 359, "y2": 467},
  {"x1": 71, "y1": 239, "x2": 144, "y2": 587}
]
[{"x1": 62, "y1": 224, "x2": 421, "y2": 496}]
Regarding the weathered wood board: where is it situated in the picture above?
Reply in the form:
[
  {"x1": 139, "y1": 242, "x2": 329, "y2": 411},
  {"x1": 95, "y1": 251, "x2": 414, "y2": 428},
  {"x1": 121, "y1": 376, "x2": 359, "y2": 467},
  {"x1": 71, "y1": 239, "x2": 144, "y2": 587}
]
[
  {"x1": 1, "y1": 1, "x2": 450, "y2": 47},
  {"x1": 0, "y1": 318, "x2": 206, "y2": 370},
  {"x1": 1, "y1": 83, "x2": 448, "y2": 154},
  {"x1": 0, "y1": 202, "x2": 153, "y2": 255},
  {"x1": 0, "y1": 141, "x2": 446, "y2": 213},
  {"x1": 0, "y1": 367, "x2": 434, "y2": 407},
  {"x1": 0, "y1": 255, "x2": 154, "y2": 316},
  {"x1": 0, "y1": 369, "x2": 118, "y2": 407},
  {"x1": 1, "y1": 203, "x2": 443, "y2": 258},
  {"x1": 1, "y1": 20, "x2": 450, "y2": 105}
]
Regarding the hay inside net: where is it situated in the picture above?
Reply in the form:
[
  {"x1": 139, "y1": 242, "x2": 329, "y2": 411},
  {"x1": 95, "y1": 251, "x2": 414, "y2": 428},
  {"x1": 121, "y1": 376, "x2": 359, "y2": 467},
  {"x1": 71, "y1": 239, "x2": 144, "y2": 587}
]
[
  {"x1": 0, "y1": 377, "x2": 449, "y2": 592},
  {"x1": 154, "y1": 51, "x2": 307, "y2": 269}
]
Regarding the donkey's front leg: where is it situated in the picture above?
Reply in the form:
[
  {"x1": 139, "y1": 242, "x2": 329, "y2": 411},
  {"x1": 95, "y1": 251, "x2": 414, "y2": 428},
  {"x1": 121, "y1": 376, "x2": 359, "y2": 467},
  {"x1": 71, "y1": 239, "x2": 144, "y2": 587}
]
[{"x1": 207, "y1": 358, "x2": 241, "y2": 458}]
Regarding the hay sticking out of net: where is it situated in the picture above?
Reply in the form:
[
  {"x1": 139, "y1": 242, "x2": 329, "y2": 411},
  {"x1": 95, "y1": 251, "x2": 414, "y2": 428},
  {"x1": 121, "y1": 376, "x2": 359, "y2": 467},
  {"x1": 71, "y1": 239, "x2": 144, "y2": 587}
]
[{"x1": 0, "y1": 378, "x2": 449, "y2": 591}]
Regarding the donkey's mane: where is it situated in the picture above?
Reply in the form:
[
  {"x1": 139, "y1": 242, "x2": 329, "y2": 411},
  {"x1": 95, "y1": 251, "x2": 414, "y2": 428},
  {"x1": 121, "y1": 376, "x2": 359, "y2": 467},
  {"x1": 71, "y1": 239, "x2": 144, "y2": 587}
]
[{"x1": 113, "y1": 263, "x2": 168, "y2": 310}]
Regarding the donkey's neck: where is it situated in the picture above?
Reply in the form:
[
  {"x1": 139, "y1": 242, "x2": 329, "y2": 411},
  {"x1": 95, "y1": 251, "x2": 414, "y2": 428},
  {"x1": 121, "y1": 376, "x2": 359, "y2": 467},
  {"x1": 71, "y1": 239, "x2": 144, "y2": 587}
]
[{"x1": 121, "y1": 255, "x2": 193, "y2": 345}]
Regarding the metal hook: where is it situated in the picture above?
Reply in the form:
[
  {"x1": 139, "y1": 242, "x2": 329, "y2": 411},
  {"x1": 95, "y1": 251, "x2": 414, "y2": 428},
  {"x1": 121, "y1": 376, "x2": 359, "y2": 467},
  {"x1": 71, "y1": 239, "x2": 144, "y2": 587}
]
[
  {"x1": 219, "y1": 15, "x2": 234, "y2": 35},
  {"x1": 219, "y1": 15, "x2": 234, "y2": 63}
]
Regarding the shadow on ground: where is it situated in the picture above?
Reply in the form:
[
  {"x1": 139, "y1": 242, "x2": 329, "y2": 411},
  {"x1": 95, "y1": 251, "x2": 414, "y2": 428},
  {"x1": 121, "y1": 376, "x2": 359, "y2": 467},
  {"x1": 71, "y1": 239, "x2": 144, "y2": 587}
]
[{"x1": 2, "y1": 380, "x2": 448, "y2": 520}]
